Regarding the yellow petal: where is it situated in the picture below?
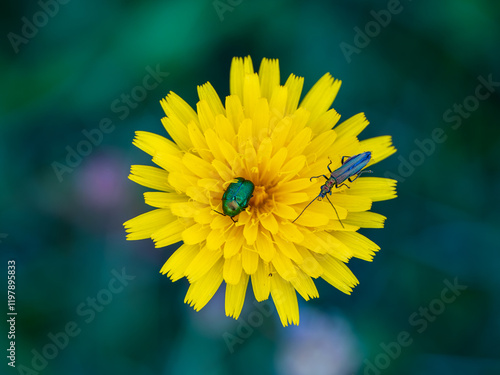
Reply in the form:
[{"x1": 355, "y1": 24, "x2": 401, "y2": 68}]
[
  {"x1": 160, "y1": 91, "x2": 199, "y2": 126},
  {"x1": 219, "y1": 138, "x2": 245, "y2": 172},
  {"x1": 194, "y1": 206, "x2": 215, "y2": 225},
  {"x1": 275, "y1": 192, "x2": 308, "y2": 205},
  {"x1": 223, "y1": 225, "x2": 245, "y2": 258},
  {"x1": 188, "y1": 121, "x2": 213, "y2": 162},
  {"x1": 144, "y1": 192, "x2": 187, "y2": 208},
  {"x1": 269, "y1": 117, "x2": 292, "y2": 152},
  {"x1": 329, "y1": 193, "x2": 373, "y2": 212},
  {"x1": 269, "y1": 85, "x2": 288, "y2": 118},
  {"x1": 262, "y1": 147, "x2": 287, "y2": 182},
  {"x1": 184, "y1": 258, "x2": 224, "y2": 311},
  {"x1": 254, "y1": 230, "x2": 275, "y2": 262},
  {"x1": 313, "y1": 108, "x2": 341, "y2": 134},
  {"x1": 151, "y1": 150, "x2": 183, "y2": 174},
  {"x1": 197, "y1": 99, "x2": 216, "y2": 131},
  {"x1": 259, "y1": 212, "x2": 279, "y2": 234},
  {"x1": 332, "y1": 231, "x2": 380, "y2": 262},
  {"x1": 197, "y1": 82, "x2": 225, "y2": 116},
  {"x1": 280, "y1": 155, "x2": 307, "y2": 183},
  {"x1": 270, "y1": 274, "x2": 299, "y2": 326},
  {"x1": 314, "y1": 231, "x2": 352, "y2": 262},
  {"x1": 258, "y1": 57, "x2": 280, "y2": 100},
  {"x1": 182, "y1": 153, "x2": 216, "y2": 179},
  {"x1": 251, "y1": 259, "x2": 271, "y2": 301},
  {"x1": 160, "y1": 92, "x2": 198, "y2": 151},
  {"x1": 160, "y1": 116, "x2": 191, "y2": 152},
  {"x1": 225, "y1": 273, "x2": 249, "y2": 319},
  {"x1": 133, "y1": 131, "x2": 181, "y2": 159},
  {"x1": 206, "y1": 228, "x2": 226, "y2": 250},
  {"x1": 359, "y1": 136, "x2": 397, "y2": 166},
  {"x1": 169, "y1": 201, "x2": 203, "y2": 218},
  {"x1": 160, "y1": 244, "x2": 200, "y2": 281},
  {"x1": 211, "y1": 159, "x2": 234, "y2": 183},
  {"x1": 271, "y1": 250, "x2": 297, "y2": 281},
  {"x1": 214, "y1": 114, "x2": 236, "y2": 144},
  {"x1": 284, "y1": 73, "x2": 304, "y2": 115},
  {"x1": 300, "y1": 73, "x2": 341, "y2": 125},
  {"x1": 237, "y1": 118, "x2": 253, "y2": 153},
  {"x1": 151, "y1": 219, "x2": 185, "y2": 248},
  {"x1": 225, "y1": 95, "x2": 244, "y2": 133},
  {"x1": 273, "y1": 234, "x2": 303, "y2": 264},
  {"x1": 299, "y1": 229, "x2": 328, "y2": 254},
  {"x1": 289, "y1": 107, "x2": 311, "y2": 138},
  {"x1": 286, "y1": 127, "x2": 312, "y2": 159},
  {"x1": 303, "y1": 130, "x2": 338, "y2": 162},
  {"x1": 289, "y1": 268, "x2": 319, "y2": 301},
  {"x1": 344, "y1": 211, "x2": 387, "y2": 228},
  {"x1": 223, "y1": 253, "x2": 243, "y2": 285},
  {"x1": 185, "y1": 185, "x2": 210, "y2": 205},
  {"x1": 230, "y1": 56, "x2": 254, "y2": 98},
  {"x1": 295, "y1": 246, "x2": 323, "y2": 278},
  {"x1": 252, "y1": 98, "x2": 270, "y2": 143},
  {"x1": 243, "y1": 219, "x2": 259, "y2": 245},
  {"x1": 182, "y1": 223, "x2": 211, "y2": 245},
  {"x1": 273, "y1": 202, "x2": 297, "y2": 220},
  {"x1": 243, "y1": 73, "x2": 261, "y2": 118},
  {"x1": 334, "y1": 112, "x2": 369, "y2": 139},
  {"x1": 276, "y1": 221, "x2": 304, "y2": 243},
  {"x1": 242, "y1": 247, "x2": 259, "y2": 274},
  {"x1": 129, "y1": 165, "x2": 172, "y2": 192},
  {"x1": 317, "y1": 254, "x2": 358, "y2": 295},
  {"x1": 167, "y1": 170, "x2": 199, "y2": 195},
  {"x1": 347, "y1": 177, "x2": 397, "y2": 202},
  {"x1": 184, "y1": 245, "x2": 223, "y2": 282},
  {"x1": 124, "y1": 209, "x2": 174, "y2": 240}
]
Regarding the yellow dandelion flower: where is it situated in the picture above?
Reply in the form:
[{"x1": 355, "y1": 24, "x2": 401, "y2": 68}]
[{"x1": 124, "y1": 56, "x2": 397, "y2": 326}]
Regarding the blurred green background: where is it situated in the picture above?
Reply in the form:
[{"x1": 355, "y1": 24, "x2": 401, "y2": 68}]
[{"x1": 2, "y1": 0, "x2": 499, "y2": 374}]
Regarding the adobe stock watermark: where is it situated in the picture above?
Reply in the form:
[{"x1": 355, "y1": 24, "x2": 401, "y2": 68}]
[
  {"x1": 7, "y1": 0, "x2": 70, "y2": 54},
  {"x1": 16, "y1": 268, "x2": 135, "y2": 374},
  {"x1": 51, "y1": 64, "x2": 169, "y2": 182},
  {"x1": 339, "y1": 0, "x2": 411, "y2": 63},
  {"x1": 363, "y1": 278, "x2": 467, "y2": 375},
  {"x1": 384, "y1": 74, "x2": 499, "y2": 183},
  {"x1": 213, "y1": 0, "x2": 243, "y2": 21}
]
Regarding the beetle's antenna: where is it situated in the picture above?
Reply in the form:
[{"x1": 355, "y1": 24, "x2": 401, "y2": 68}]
[
  {"x1": 292, "y1": 195, "x2": 319, "y2": 223},
  {"x1": 325, "y1": 195, "x2": 345, "y2": 228}
]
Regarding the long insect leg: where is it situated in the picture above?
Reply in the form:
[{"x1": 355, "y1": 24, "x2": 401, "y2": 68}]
[
  {"x1": 348, "y1": 169, "x2": 373, "y2": 183},
  {"x1": 212, "y1": 209, "x2": 238, "y2": 223},
  {"x1": 213, "y1": 209, "x2": 225, "y2": 216},
  {"x1": 325, "y1": 194, "x2": 345, "y2": 229},
  {"x1": 327, "y1": 159, "x2": 333, "y2": 174},
  {"x1": 292, "y1": 196, "x2": 319, "y2": 223},
  {"x1": 310, "y1": 174, "x2": 329, "y2": 182}
]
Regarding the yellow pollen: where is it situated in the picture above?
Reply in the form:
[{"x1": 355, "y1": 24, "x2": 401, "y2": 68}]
[{"x1": 252, "y1": 185, "x2": 269, "y2": 207}]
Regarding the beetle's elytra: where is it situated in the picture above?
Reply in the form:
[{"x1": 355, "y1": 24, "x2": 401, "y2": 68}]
[{"x1": 214, "y1": 177, "x2": 255, "y2": 222}]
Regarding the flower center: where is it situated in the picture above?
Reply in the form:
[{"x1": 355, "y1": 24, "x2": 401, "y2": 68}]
[{"x1": 252, "y1": 185, "x2": 269, "y2": 207}]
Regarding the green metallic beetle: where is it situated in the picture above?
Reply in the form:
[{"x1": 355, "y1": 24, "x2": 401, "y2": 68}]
[{"x1": 214, "y1": 177, "x2": 255, "y2": 222}]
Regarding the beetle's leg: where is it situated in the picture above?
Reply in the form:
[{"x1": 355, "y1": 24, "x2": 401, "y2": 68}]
[
  {"x1": 310, "y1": 174, "x2": 329, "y2": 182},
  {"x1": 348, "y1": 170, "x2": 373, "y2": 183},
  {"x1": 341, "y1": 156, "x2": 350, "y2": 164},
  {"x1": 327, "y1": 158, "x2": 334, "y2": 174}
]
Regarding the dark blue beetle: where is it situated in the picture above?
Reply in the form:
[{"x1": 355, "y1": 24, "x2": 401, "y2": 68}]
[{"x1": 292, "y1": 152, "x2": 372, "y2": 227}]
